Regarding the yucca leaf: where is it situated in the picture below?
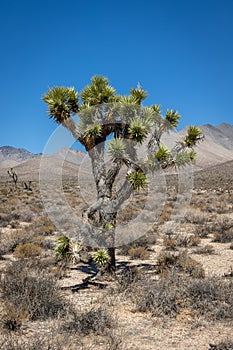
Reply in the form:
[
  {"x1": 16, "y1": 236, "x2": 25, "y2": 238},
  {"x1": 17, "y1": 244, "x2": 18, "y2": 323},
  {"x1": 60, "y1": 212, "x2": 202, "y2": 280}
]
[
  {"x1": 108, "y1": 138, "x2": 125, "y2": 159},
  {"x1": 155, "y1": 145, "x2": 170, "y2": 162},
  {"x1": 126, "y1": 171, "x2": 148, "y2": 191}
]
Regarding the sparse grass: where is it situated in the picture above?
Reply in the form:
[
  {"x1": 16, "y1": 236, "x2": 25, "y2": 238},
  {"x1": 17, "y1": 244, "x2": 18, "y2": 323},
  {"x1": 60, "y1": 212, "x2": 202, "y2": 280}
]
[
  {"x1": 156, "y1": 251, "x2": 205, "y2": 278},
  {"x1": 128, "y1": 246, "x2": 150, "y2": 259},
  {"x1": 209, "y1": 338, "x2": 233, "y2": 350},
  {"x1": 62, "y1": 307, "x2": 115, "y2": 336},
  {"x1": 124, "y1": 270, "x2": 233, "y2": 321},
  {"x1": 13, "y1": 243, "x2": 42, "y2": 258},
  {"x1": 0, "y1": 259, "x2": 66, "y2": 323},
  {"x1": 193, "y1": 244, "x2": 215, "y2": 255}
]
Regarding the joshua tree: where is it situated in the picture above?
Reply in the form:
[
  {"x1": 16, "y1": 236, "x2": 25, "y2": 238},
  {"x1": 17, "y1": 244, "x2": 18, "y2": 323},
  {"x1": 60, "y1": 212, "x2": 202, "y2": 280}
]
[
  {"x1": 8, "y1": 168, "x2": 18, "y2": 187},
  {"x1": 43, "y1": 76, "x2": 203, "y2": 272}
]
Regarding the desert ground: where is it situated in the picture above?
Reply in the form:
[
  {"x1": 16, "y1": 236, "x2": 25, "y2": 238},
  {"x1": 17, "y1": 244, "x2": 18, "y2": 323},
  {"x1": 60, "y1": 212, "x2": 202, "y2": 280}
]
[{"x1": 0, "y1": 161, "x2": 233, "y2": 349}]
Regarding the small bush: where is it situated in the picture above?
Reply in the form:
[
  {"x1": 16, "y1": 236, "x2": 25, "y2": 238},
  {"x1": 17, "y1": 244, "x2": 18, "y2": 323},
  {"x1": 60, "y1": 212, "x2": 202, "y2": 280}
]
[
  {"x1": 128, "y1": 246, "x2": 150, "y2": 259},
  {"x1": 1, "y1": 303, "x2": 28, "y2": 331},
  {"x1": 63, "y1": 308, "x2": 114, "y2": 335},
  {"x1": 130, "y1": 272, "x2": 233, "y2": 320},
  {"x1": 176, "y1": 234, "x2": 201, "y2": 247},
  {"x1": 193, "y1": 244, "x2": 215, "y2": 255},
  {"x1": 116, "y1": 266, "x2": 141, "y2": 292},
  {"x1": 134, "y1": 270, "x2": 183, "y2": 317},
  {"x1": 187, "y1": 277, "x2": 233, "y2": 320},
  {"x1": 0, "y1": 259, "x2": 66, "y2": 321},
  {"x1": 14, "y1": 243, "x2": 42, "y2": 258},
  {"x1": 193, "y1": 225, "x2": 209, "y2": 238},
  {"x1": 212, "y1": 229, "x2": 233, "y2": 243},
  {"x1": 156, "y1": 251, "x2": 205, "y2": 278},
  {"x1": 209, "y1": 338, "x2": 233, "y2": 349}
]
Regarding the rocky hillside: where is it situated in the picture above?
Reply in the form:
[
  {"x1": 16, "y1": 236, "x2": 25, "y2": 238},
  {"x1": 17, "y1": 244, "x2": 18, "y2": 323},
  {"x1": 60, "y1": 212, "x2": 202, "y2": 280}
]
[{"x1": 0, "y1": 146, "x2": 41, "y2": 169}]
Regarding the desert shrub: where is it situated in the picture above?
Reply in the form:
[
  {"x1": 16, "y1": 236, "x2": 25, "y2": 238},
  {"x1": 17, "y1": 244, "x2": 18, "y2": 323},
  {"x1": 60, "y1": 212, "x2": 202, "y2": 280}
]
[
  {"x1": 212, "y1": 229, "x2": 233, "y2": 243},
  {"x1": 0, "y1": 333, "x2": 86, "y2": 350},
  {"x1": 176, "y1": 234, "x2": 201, "y2": 247},
  {"x1": 129, "y1": 271, "x2": 233, "y2": 320},
  {"x1": 193, "y1": 224, "x2": 210, "y2": 238},
  {"x1": 62, "y1": 308, "x2": 114, "y2": 336},
  {"x1": 187, "y1": 277, "x2": 233, "y2": 320},
  {"x1": 133, "y1": 270, "x2": 183, "y2": 317},
  {"x1": 1, "y1": 303, "x2": 28, "y2": 331},
  {"x1": 156, "y1": 251, "x2": 205, "y2": 278},
  {"x1": 33, "y1": 215, "x2": 55, "y2": 235},
  {"x1": 209, "y1": 338, "x2": 233, "y2": 349},
  {"x1": 163, "y1": 236, "x2": 178, "y2": 251},
  {"x1": 185, "y1": 211, "x2": 208, "y2": 225},
  {"x1": 128, "y1": 246, "x2": 150, "y2": 259},
  {"x1": 193, "y1": 244, "x2": 215, "y2": 255},
  {"x1": 0, "y1": 229, "x2": 33, "y2": 254},
  {"x1": 119, "y1": 233, "x2": 156, "y2": 256},
  {"x1": 211, "y1": 218, "x2": 233, "y2": 243},
  {"x1": 14, "y1": 243, "x2": 42, "y2": 258},
  {"x1": 116, "y1": 265, "x2": 142, "y2": 292},
  {"x1": 0, "y1": 259, "x2": 66, "y2": 321}
]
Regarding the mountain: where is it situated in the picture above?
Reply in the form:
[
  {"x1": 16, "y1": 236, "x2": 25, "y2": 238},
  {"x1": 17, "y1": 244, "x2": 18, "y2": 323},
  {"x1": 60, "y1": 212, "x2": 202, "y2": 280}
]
[
  {"x1": 52, "y1": 148, "x2": 85, "y2": 165},
  {"x1": 199, "y1": 123, "x2": 233, "y2": 150},
  {"x1": 0, "y1": 146, "x2": 41, "y2": 169},
  {"x1": 0, "y1": 123, "x2": 232, "y2": 177}
]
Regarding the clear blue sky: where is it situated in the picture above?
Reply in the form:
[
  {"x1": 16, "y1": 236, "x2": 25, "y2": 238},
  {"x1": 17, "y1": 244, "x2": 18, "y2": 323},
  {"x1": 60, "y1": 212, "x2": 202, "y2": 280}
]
[{"x1": 0, "y1": 0, "x2": 233, "y2": 154}]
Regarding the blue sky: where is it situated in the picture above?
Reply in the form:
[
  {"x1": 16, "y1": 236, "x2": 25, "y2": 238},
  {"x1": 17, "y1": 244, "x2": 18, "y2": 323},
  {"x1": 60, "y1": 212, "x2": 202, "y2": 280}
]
[{"x1": 0, "y1": 0, "x2": 233, "y2": 154}]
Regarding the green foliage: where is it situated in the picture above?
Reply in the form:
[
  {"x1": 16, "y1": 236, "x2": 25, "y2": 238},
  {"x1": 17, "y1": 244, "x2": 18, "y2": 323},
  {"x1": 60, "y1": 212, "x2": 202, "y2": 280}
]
[
  {"x1": 54, "y1": 235, "x2": 71, "y2": 260},
  {"x1": 54, "y1": 236, "x2": 83, "y2": 263},
  {"x1": 128, "y1": 119, "x2": 148, "y2": 143},
  {"x1": 108, "y1": 138, "x2": 125, "y2": 159},
  {"x1": 104, "y1": 223, "x2": 114, "y2": 230},
  {"x1": 176, "y1": 150, "x2": 197, "y2": 167},
  {"x1": 80, "y1": 75, "x2": 117, "y2": 107},
  {"x1": 126, "y1": 171, "x2": 148, "y2": 191},
  {"x1": 93, "y1": 249, "x2": 110, "y2": 267},
  {"x1": 42, "y1": 86, "x2": 79, "y2": 123},
  {"x1": 155, "y1": 145, "x2": 170, "y2": 162},
  {"x1": 165, "y1": 110, "x2": 181, "y2": 128},
  {"x1": 84, "y1": 123, "x2": 102, "y2": 139},
  {"x1": 185, "y1": 126, "x2": 203, "y2": 147},
  {"x1": 130, "y1": 86, "x2": 148, "y2": 104}
]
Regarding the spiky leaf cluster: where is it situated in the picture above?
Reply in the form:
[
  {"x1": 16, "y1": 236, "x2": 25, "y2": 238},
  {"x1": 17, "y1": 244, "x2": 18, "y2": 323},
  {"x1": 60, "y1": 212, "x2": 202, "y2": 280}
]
[
  {"x1": 176, "y1": 150, "x2": 197, "y2": 167},
  {"x1": 108, "y1": 138, "x2": 125, "y2": 159},
  {"x1": 84, "y1": 124, "x2": 102, "y2": 139},
  {"x1": 80, "y1": 76, "x2": 117, "y2": 107},
  {"x1": 43, "y1": 87, "x2": 79, "y2": 123},
  {"x1": 93, "y1": 249, "x2": 110, "y2": 267},
  {"x1": 128, "y1": 119, "x2": 148, "y2": 143},
  {"x1": 155, "y1": 145, "x2": 170, "y2": 162},
  {"x1": 185, "y1": 126, "x2": 202, "y2": 147},
  {"x1": 130, "y1": 87, "x2": 148, "y2": 104},
  {"x1": 126, "y1": 171, "x2": 148, "y2": 191},
  {"x1": 165, "y1": 110, "x2": 181, "y2": 128},
  {"x1": 54, "y1": 235, "x2": 71, "y2": 260}
]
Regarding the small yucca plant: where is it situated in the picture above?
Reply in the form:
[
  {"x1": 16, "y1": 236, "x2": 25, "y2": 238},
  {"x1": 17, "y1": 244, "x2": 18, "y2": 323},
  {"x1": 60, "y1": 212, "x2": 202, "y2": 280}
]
[
  {"x1": 93, "y1": 249, "x2": 110, "y2": 267},
  {"x1": 54, "y1": 236, "x2": 82, "y2": 263}
]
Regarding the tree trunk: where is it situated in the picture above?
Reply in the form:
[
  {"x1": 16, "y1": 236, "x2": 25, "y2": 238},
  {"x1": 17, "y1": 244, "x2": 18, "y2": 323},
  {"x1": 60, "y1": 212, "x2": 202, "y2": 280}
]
[{"x1": 107, "y1": 247, "x2": 116, "y2": 272}]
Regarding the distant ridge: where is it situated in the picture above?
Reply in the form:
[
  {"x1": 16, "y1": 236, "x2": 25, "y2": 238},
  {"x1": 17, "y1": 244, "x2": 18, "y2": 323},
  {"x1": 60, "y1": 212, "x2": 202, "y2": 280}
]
[
  {"x1": 0, "y1": 122, "x2": 232, "y2": 173},
  {"x1": 0, "y1": 146, "x2": 41, "y2": 168}
]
